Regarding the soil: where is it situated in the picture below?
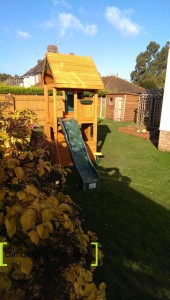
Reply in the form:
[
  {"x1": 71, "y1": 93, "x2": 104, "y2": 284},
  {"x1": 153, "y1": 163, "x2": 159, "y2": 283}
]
[
  {"x1": 118, "y1": 126, "x2": 150, "y2": 140},
  {"x1": 118, "y1": 126, "x2": 159, "y2": 147}
]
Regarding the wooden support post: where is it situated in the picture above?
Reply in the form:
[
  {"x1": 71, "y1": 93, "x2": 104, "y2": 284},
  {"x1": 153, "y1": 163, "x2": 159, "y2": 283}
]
[
  {"x1": 62, "y1": 90, "x2": 65, "y2": 104},
  {"x1": 61, "y1": 89, "x2": 65, "y2": 118},
  {"x1": 44, "y1": 85, "x2": 49, "y2": 137},
  {"x1": 44, "y1": 85, "x2": 48, "y2": 123},
  {"x1": 74, "y1": 90, "x2": 78, "y2": 121},
  {"x1": 93, "y1": 92, "x2": 98, "y2": 152},
  {"x1": 53, "y1": 88, "x2": 57, "y2": 140}
]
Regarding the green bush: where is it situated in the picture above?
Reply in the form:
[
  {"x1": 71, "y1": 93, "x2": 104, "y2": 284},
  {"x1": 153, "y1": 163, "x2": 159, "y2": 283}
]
[
  {"x1": 98, "y1": 89, "x2": 111, "y2": 97},
  {"x1": 0, "y1": 84, "x2": 43, "y2": 95},
  {"x1": 0, "y1": 111, "x2": 106, "y2": 299},
  {"x1": 0, "y1": 83, "x2": 105, "y2": 97},
  {"x1": 0, "y1": 84, "x2": 53, "y2": 96}
]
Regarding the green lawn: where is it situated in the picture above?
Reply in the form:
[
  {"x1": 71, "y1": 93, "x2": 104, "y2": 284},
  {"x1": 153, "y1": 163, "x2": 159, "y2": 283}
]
[{"x1": 66, "y1": 119, "x2": 170, "y2": 300}]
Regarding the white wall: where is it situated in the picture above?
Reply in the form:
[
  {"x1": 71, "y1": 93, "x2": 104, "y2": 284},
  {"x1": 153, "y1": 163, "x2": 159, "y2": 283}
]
[
  {"x1": 160, "y1": 46, "x2": 170, "y2": 131},
  {"x1": 23, "y1": 75, "x2": 35, "y2": 87},
  {"x1": 35, "y1": 74, "x2": 39, "y2": 84}
]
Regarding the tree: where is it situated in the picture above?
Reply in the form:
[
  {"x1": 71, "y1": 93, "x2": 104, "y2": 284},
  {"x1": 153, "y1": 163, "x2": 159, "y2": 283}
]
[
  {"x1": 131, "y1": 41, "x2": 169, "y2": 89},
  {"x1": 0, "y1": 73, "x2": 11, "y2": 82}
]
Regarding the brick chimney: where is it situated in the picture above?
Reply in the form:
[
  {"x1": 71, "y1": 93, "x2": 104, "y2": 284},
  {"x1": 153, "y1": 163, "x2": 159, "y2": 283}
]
[{"x1": 47, "y1": 45, "x2": 58, "y2": 53}]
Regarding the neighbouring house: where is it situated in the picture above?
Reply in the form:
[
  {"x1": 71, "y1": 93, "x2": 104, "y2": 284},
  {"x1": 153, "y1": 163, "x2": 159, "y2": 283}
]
[
  {"x1": 101, "y1": 75, "x2": 146, "y2": 121},
  {"x1": 22, "y1": 59, "x2": 44, "y2": 87},
  {"x1": 3, "y1": 76, "x2": 23, "y2": 86},
  {"x1": 158, "y1": 44, "x2": 170, "y2": 152},
  {"x1": 22, "y1": 45, "x2": 58, "y2": 87}
]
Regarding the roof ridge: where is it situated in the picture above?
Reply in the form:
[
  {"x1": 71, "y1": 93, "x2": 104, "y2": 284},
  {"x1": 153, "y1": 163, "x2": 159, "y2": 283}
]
[
  {"x1": 105, "y1": 75, "x2": 115, "y2": 89},
  {"x1": 22, "y1": 59, "x2": 44, "y2": 77},
  {"x1": 101, "y1": 75, "x2": 145, "y2": 93},
  {"x1": 113, "y1": 76, "x2": 144, "y2": 89}
]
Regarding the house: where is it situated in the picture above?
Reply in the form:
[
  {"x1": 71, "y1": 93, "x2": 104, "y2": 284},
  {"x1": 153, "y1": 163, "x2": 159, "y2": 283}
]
[
  {"x1": 22, "y1": 59, "x2": 44, "y2": 87},
  {"x1": 3, "y1": 76, "x2": 23, "y2": 86},
  {"x1": 42, "y1": 50, "x2": 104, "y2": 166},
  {"x1": 22, "y1": 45, "x2": 58, "y2": 87},
  {"x1": 158, "y1": 44, "x2": 170, "y2": 152},
  {"x1": 101, "y1": 75, "x2": 146, "y2": 121}
]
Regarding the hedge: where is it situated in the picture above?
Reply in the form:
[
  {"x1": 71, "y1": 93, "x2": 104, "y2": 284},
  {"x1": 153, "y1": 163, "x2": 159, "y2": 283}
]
[
  {"x1": 0, "y1": 84, "x2": 53, "y2": 95},
  {"x1": 0, "y1": 84, "x2": 107, "y2": 97}
]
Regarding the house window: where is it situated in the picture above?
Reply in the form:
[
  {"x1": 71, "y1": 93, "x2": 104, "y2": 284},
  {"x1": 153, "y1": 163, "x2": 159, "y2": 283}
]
[{"x1": 109, "y1": 97, "x2": 114, "y2": 106}]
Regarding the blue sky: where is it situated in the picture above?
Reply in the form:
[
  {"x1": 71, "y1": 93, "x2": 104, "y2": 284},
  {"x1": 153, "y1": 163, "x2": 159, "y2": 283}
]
[{"x1": 0, "y1": 0, "x2": 169, "y2": 80}]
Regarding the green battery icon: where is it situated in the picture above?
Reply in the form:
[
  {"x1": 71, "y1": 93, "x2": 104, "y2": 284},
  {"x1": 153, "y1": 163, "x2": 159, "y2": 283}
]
[{"x1": 91, "y1": 242, "x2": 98, "y2": 266}]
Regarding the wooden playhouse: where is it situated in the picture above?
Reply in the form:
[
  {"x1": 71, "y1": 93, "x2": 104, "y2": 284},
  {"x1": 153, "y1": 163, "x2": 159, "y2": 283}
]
[{"x1": 42, "y1": 52, "x2": 104, "y2": 166}]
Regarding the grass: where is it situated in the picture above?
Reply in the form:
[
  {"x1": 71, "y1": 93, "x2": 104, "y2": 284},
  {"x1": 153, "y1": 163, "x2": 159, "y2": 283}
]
[{"x1": 66, "y1": 119, "x2": 170, "y2": 300}]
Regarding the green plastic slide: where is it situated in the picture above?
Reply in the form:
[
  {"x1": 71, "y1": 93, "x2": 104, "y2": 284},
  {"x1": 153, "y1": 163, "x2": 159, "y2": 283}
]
[{"x1": 59, "y1": 118, "x2": 100, "y2": 190}]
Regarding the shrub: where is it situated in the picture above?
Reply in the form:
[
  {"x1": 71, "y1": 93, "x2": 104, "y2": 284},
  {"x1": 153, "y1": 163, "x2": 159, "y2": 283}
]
[
  {"x1": 0, "y1": 111, "x2": 106, "y2": 299},
  {"x1": 0, "y1": 109, "x2": 39, "y2": 152},
  {"x1": 0, "y1": 83, "x2": 62, "y2": 96},
  {"x1": 98, "y1": 90, "x2": 111, "y2": 97},
  {"x1": 0, "y1": 83, "x2": 44, "y2": 95},
  {"x1": 0, "y1": 84, "x2": 54, "y2": 96}
]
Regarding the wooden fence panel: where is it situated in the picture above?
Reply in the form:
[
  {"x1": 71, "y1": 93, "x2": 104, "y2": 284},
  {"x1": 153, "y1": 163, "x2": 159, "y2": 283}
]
[
  {"x1": 0, "y1": 94, "x2": 51, "y2": 125},
  {"x1": 0, "y1": 94, "x2": 103, "y2": 123}
]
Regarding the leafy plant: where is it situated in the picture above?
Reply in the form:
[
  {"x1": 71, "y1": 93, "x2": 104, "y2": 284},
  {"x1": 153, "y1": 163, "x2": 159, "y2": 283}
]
[
  {"x1": 0, "y1": 112, "x2": 106, "y2": 299},
  {"x1": 0, "y1": 109, "x2": 39, "y2": 153},
  {"x1": 0, "y1": 83, "x2": 44, "y2": 95},
  {"x1": 0, "y1": 96, "x2": 13, "y2": 112},
  {"x1": 65, "y1": 264, "x2": 106, "y2": 299}
]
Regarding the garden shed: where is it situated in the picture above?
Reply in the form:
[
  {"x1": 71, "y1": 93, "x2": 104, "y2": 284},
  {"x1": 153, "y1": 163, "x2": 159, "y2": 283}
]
[
  {"x1": 105, "y1": 92, "x2": 141, "y2": 122},
  {"x1": 42, "y1": 51, "x2": 104, "y2": 165},
  {"x1": 102, "y1": 76, "x2": 145, "y2": 121}
]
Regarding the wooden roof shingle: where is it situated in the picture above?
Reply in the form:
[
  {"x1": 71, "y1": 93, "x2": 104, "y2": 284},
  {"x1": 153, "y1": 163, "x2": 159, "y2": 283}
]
[{"x1": 42, "y1": 52, "x2": 104, "y2": 90}]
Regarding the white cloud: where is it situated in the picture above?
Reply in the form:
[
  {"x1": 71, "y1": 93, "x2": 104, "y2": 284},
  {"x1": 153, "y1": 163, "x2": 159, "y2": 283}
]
[
  {"x1": 51, "y1": 0, "x2": 71, "y2": 9},
  {"x1": 83, "y1": 25, "x2": 97, "y2": 36},
  {"x1": 58, "y1": 13, "x2": 97, "y2": 36},
  {"x1": 16, "y1": 30, "x2": 31, "y2": 39},
  {"x1": 40, "y1": 20, "x2": 56, "y2": 29},
  {"x1": 105, "y1": 6, "x2": 140, "y2": 36}
]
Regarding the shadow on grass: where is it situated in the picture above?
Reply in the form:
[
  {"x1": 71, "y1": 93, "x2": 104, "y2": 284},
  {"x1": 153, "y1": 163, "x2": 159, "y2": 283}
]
[
  {"x1": 97, "y1": 122, "x2": 111, "y2": 152},
  {"x1": 65, "y1": 166, "x2": 170, "y2": 300},
  {"x1": 149, "y1": 128, "x2": 160, "y2": 148}
]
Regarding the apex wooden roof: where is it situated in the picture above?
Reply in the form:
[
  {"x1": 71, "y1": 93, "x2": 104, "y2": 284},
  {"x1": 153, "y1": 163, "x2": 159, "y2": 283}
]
[{"x1": 42, "y1": 52, "x2": 104, "y2": 90}]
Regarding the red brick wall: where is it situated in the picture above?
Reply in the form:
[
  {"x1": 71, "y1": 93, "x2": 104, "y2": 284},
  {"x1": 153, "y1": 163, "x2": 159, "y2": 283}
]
[{"x1": 158, "y1": 130, "x2": 170, "y2": 152}]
